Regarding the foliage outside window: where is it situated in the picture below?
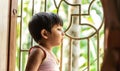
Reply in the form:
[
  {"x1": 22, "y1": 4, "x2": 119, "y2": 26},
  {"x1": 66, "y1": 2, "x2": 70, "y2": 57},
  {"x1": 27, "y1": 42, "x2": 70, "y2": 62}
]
[{"x1": 16, "y1": 0, "x2": 104, "y2": 71}]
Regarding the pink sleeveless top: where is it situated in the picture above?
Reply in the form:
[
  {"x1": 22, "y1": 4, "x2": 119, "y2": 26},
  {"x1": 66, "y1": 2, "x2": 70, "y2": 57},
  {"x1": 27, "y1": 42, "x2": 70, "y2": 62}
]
[{"x1": 29, "y1": 45, "x2": 60, "y2": 71}]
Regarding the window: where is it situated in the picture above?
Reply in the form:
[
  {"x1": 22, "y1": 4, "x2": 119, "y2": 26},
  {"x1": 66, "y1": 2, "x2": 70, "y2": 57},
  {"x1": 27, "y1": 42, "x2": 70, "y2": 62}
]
[{"x1": 16, "y1": 0, "x2": 104, "y2": 71}]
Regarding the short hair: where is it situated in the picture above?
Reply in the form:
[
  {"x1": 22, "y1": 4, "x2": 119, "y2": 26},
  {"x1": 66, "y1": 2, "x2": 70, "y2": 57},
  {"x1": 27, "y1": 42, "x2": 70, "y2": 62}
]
[{"x1": 28, "y1": 12, "x2": 63, "y2": 43}]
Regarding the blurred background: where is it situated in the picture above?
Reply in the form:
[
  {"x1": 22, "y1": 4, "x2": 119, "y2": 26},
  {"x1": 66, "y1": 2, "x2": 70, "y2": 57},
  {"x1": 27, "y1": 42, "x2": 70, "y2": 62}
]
[{"x1": 16, "y1": 0, "x2": 104, "y2": 71}]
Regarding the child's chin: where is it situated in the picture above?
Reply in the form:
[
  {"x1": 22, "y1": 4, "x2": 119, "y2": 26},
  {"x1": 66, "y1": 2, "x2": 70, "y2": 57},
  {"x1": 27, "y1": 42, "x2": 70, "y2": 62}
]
[{"x1": 54, "y1": 43, "x2": 61, "y2": 46}]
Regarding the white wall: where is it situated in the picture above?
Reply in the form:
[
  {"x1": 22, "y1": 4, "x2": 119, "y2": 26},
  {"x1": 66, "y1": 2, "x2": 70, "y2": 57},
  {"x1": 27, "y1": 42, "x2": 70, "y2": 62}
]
[{"x1": 0, "y1": 0, "x2": 9, "y2": 71}]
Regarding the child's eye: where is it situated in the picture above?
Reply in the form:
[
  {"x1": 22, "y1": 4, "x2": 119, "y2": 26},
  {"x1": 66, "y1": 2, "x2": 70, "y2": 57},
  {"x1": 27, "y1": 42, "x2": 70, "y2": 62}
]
[
  {"x1": 57, "y1": 28, "x2": 61, "y2": 30},
  {"x1": 57, "y1": 29, "x2": 61, "y2": 31},
  {"x1": 57, "y1": 28, "x2": 63, "y2": 31},
  {"x1": 57, "y1": 28, "x2": 64, "y2": 32}
]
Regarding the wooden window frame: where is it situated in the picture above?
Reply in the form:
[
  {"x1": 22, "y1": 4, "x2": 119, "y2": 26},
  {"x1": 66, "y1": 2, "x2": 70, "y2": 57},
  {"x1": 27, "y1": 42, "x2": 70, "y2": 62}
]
[{"x1": 8, "y1": 0, "x2": 18, "y2": 71}]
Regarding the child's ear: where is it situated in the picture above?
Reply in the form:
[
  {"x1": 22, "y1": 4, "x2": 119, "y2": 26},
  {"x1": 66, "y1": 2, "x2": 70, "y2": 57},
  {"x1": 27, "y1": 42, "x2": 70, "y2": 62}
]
[{"x1": 41, "y1": 29, "x2": 48, "y2": 39}]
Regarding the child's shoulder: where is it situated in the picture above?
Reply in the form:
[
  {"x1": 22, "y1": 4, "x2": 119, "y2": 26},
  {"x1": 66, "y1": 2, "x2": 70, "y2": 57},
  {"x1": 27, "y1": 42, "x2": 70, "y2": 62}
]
[{"x1": 29, "y1": 45, "x2": 46, "y2": 57}]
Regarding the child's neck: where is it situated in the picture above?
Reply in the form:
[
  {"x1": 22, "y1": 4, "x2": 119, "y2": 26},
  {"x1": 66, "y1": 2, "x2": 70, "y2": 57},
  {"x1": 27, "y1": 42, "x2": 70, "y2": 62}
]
[{"x1": 39, "y1": 43, "x2": 52, "y2": 52}]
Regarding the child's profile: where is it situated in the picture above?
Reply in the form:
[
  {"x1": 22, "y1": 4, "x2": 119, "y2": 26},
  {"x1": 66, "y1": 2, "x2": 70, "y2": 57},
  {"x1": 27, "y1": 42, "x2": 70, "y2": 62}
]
[{"x1": 25, "y1": 12, "x2": 64, "y2": 71}]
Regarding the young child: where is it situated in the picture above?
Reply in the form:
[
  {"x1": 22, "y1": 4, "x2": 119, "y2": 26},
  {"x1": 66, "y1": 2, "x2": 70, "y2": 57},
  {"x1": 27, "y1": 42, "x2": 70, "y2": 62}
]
[{"x1": 25, "y1": 12, "x2": 64, "y2": 71}]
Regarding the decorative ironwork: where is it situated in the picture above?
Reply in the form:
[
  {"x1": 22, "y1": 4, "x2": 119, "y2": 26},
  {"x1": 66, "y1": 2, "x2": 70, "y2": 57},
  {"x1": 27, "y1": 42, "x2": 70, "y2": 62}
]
[{"x1": 17, "y1": 0, "x2": 104, "y2": 71}]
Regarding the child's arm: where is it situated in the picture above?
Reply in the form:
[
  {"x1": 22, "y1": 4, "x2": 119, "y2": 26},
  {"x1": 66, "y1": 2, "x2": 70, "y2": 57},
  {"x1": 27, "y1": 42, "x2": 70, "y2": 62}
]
[{"x1": 25, "y1": 48, "x2": 45, "y2": 71}]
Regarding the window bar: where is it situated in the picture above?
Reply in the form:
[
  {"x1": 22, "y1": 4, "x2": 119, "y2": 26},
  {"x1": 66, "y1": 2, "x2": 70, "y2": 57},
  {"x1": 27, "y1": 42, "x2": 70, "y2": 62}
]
[
  {"x1": 87, "y1": 38, "x2": 90, "y2": 71},
  {"x1": 30, "y1": 0, "x2": 35, "y2": 47},
  {"x1": 97, "y1": 32, "x2": 100, "y2": 71},
  {"x1": 60, "y1": 41, "x2": 63, "y2": 71},
  {"x1": 68, "y1": 38, "x2": 72, "y2": 71},
  {"x1": 19, "y1": 0, "x2": 23, "y2": 70},
  {"x1": 45, "y1": 0, "x2": 47, "y2": 12}
]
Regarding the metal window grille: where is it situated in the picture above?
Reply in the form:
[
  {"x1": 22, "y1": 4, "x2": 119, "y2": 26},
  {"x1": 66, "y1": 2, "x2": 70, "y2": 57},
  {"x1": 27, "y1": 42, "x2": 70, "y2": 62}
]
[{"x1": 17, "y1": 0, "x2": 104, "y2": 71}]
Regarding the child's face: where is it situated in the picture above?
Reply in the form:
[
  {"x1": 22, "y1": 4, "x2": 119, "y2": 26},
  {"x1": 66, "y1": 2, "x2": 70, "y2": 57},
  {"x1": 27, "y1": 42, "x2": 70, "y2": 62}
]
[{"x1": 47, "y1": 24, "x2": 64, "y2": 46}]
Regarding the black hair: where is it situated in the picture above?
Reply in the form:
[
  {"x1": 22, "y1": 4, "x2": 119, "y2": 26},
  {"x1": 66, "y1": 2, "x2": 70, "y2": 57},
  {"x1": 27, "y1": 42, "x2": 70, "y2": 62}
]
[{"x1": 28, "y1": 12, "x2": 63, "y2": 43}]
